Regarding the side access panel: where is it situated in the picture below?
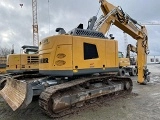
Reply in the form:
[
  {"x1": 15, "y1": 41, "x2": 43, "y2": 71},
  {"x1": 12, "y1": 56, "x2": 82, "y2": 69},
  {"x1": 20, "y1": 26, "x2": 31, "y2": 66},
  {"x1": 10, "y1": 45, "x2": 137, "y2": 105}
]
[
  {"x1": 105, "y1": 40, "x2": 119, "y2": 68},
  {"x1": 72, "y1": 36, "x2": 106, "y2": 75}
]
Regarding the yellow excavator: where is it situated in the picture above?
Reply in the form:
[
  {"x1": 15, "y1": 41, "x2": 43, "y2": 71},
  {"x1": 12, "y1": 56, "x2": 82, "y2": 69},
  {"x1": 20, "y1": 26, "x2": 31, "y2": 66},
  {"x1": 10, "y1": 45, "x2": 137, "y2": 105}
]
[
  {"x1": 0, "y1": 45, "x2": 39, "y2": 94},
  {"x1": 0, "y1": 56, "x2": 7, "y2": 74},
  {"x1": 118, "y1": 44, "x2": 137, "y2": 76},
  {"x1": 0, "y1": 0, "x2": 150, "y2": 118},
  {"x1": 6, "y1": 45, "x2": 39, "y2": 73}
]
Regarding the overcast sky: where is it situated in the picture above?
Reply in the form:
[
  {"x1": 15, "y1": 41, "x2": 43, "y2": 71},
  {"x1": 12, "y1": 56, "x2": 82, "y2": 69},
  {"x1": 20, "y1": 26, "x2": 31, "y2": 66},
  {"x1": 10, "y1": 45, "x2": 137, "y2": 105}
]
[{"x1": 0, "y1": 0, "x2": 160, "y2": 55}]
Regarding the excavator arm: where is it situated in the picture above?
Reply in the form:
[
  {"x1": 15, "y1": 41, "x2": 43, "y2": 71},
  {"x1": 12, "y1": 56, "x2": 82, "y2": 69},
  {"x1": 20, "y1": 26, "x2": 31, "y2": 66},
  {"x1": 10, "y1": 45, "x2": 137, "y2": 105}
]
[
  {"x1": 126, "y1": 44, "x2": 137, "y2": 58},
  {"x1": 126, "y1": 44, "x2": 137, "y2": 66},
  {"x1": 94, "y1": 0, "x2": 150, "y2": 84}
]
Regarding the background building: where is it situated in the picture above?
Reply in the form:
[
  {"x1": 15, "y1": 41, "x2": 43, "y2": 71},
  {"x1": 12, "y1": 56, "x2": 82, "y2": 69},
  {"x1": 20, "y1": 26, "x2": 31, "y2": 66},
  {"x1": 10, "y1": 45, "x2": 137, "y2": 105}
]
[{"x1": 147, "y1": 55, "x2": 160, "y2": 64}]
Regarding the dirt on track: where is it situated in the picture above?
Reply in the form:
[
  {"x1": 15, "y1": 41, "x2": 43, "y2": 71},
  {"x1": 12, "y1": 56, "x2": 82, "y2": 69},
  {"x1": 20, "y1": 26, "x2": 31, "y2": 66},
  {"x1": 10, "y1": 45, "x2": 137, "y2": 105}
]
[{"x1": 0, "y1": 64, "x2": 160, "y2": 120}]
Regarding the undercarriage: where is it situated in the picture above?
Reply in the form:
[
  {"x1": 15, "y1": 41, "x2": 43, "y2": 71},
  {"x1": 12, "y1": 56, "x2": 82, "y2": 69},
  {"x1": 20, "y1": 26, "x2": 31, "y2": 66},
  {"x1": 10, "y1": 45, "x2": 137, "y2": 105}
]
[{"x1": 0, "y1": 73, "x2": 132, "y2": 118}]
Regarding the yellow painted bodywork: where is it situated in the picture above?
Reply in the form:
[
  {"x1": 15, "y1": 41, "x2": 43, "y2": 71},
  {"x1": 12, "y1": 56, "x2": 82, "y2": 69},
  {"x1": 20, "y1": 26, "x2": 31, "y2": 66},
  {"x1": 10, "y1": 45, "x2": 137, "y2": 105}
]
[
  {"x1": 39, "y1": 35, "x2": 73, "y2": 71},
  {"x1": 0, "y1": 56, "x2": 7, "y2": 74},
  {"x1": 39, "y1": 35, "x2": 118, "y2": 75},
  {"x1": 118, "y1": 52, "x2": 130, "y2": 67},
  {"x1": 119, "y1": 58, "x2": 130, "y2": 67},
  {"x1": 0, "y1": 68, "x2": 6, "y2": 74},
  {"x1": 6, "y1": 54, "x2": 39, "y2": 73},
  {"x1": 72, "y1": 36, "x2": 118, "y2": 69}
]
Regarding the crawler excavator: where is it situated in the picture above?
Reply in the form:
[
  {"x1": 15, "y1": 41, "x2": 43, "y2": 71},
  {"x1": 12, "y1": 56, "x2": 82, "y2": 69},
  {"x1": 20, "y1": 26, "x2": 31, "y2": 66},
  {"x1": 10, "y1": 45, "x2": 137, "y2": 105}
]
[{"x1": 0, "y1": 0, "x2": 150, "y2": 118}]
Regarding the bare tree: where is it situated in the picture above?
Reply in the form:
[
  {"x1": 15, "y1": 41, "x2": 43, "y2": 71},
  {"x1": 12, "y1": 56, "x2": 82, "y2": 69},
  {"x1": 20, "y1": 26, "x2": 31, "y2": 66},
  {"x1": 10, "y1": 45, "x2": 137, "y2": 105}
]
[{"x1": 0, "y1": 47, "x2": 11, "y2": 57}]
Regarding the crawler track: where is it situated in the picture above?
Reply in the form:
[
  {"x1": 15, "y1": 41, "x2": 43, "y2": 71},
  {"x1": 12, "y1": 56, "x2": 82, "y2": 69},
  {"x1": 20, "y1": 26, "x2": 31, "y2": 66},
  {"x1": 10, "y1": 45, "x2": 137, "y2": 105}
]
[{"x1": 39, "y1": 76, "x2": 132, "y2": 118}]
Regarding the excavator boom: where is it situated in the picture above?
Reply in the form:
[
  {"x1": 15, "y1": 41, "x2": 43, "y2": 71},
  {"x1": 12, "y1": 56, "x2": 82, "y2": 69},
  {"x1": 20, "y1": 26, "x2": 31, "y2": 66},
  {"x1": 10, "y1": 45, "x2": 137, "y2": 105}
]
[{"x1": 94, "y1": 0, "x2": 150, "y2": 84}]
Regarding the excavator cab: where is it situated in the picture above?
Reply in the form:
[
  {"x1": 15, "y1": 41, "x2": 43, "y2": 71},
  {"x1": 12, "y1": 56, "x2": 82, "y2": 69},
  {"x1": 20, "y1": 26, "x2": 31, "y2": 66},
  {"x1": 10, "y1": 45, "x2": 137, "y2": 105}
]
[{"x1": 118, "y1": 51, "x2": 124, "y2": 58}]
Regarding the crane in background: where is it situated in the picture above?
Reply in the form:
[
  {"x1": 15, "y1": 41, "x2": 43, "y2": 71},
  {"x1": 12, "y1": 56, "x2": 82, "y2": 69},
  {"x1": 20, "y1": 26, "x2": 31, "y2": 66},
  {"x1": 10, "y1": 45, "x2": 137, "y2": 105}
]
[
  {"x1": 32, "y1": 0, "x2": 39, "y2": 46},
  {"x1": 124, "y1": 22, "x2": 160, "y2": 54},
  {"x1": 27, "y1": 0, "x2": 50, "y2": 46},
  {"x1": 20, "y1": 0, "x2": 39, "y2": 46}
]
